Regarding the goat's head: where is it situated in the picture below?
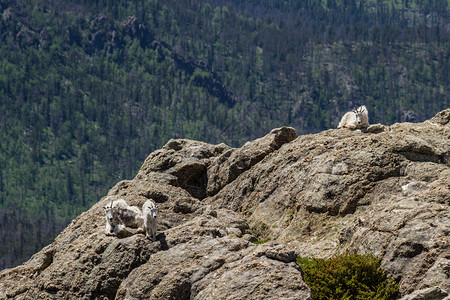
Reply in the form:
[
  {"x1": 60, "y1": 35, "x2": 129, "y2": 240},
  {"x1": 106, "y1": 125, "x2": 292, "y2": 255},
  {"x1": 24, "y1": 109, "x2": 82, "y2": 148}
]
[
  {"x1": 352, "y1": 107, "x2": 365, "y2": 124},
  {"x1": 104, "y1": 200, "x2": 115, "y2": 225},
  {"x1": 150, "y1": 207, "x2": 158, "y2": 219}
]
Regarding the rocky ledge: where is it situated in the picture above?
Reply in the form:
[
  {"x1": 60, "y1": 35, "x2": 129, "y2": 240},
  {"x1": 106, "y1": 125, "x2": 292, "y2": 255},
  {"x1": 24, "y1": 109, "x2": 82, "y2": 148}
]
[{"x1": 0, "y1": 110, "x2": 449, "y2": 300}]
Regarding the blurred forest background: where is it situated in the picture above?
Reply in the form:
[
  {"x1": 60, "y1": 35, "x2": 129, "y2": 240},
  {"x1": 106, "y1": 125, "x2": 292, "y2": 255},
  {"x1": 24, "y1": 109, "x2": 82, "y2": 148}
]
[{"x1": 0, "y1": 0, "x2": 449, "y2": 269}]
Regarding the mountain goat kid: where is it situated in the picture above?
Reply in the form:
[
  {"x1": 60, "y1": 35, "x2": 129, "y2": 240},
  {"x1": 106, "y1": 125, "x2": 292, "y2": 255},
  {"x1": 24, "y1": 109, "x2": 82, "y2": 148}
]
[
  {"x1": 142, "y1": 199, "x2": 158, "y2": 240},
  {"x1": 104, "y1": 198, "x2": 145, "y2": 236},
  {"x1": 338, "y1": 106, "x2": 369, "y2": 129}
]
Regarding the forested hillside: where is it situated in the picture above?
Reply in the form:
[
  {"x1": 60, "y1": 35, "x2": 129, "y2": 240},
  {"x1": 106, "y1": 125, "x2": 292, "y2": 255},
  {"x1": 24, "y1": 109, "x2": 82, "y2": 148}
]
[{"x1": 0, "y1": 0, "x2": 449, "y2": 269}]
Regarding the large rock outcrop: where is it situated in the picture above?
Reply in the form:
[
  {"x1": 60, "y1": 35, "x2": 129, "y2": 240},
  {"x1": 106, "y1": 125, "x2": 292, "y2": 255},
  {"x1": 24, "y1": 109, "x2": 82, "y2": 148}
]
[{"x1": 0, "y1": 109, "x2": 449, "y2": 299}]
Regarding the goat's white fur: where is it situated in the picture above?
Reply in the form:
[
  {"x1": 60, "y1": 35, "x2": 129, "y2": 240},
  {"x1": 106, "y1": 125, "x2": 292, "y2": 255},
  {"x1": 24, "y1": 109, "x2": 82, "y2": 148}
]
[
  {"x1": 104, "y1": 201, "x2": 125, "y2": 235},
  {"x1": 103, "y1": 198, "x2": 145, "y2": 236},
  {"x1": 142, "y1": 199, "x2": 158, "y2": 240},
  {"x1": 338, "y1": 106, "x2": 369, "y2": 129}
]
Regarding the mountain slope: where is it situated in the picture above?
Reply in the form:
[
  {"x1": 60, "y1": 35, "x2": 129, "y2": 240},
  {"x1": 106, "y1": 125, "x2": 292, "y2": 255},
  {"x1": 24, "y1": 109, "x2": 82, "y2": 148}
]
[
  {"x1": 0, "y1": 109, "x2": 448, "y2": 299},
  {"x1": 1, "y1": 0, "x2": 449, "y2": 269}
]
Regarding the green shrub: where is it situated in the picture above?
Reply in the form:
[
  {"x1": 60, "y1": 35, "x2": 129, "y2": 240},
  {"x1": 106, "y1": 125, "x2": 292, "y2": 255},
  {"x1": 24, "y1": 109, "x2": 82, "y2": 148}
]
[{"x1": 296, "y1": 254, "x2": 399, "y2": 300}]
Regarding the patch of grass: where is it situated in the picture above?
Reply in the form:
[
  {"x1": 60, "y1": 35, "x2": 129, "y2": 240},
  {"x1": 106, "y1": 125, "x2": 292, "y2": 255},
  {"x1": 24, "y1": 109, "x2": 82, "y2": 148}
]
[
  {"x1": 296, "y1": 257, "x2": 317, "y2": 267},
  {"x1": 297, "y1": 253, "x2": 399, "y2": 300},
  {"x1": 253, "y1": 237, "x2": 271, "y2": 244}
]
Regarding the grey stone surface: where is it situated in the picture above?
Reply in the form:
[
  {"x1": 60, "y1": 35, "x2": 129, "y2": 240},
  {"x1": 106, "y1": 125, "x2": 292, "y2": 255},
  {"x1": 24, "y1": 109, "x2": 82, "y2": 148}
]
[{"x1": 1, "y1": 109, "x2": 449, "y2": 299}]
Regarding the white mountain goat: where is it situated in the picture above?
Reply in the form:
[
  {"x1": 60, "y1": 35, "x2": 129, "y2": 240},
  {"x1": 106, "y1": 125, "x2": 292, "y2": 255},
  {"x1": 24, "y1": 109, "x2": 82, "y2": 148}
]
[
  {"x1": 104, "y1": 200, "x2": 125, "y2": 235},
  {"x1": 142, "y1": 199, "x2": 158, "y2": 240},
  {"x1": 338, "y1": 106, "x2": 369, "y2": 129},
  {"x1": 103, "y1": 198, "x2": 145, "y2": 236}
]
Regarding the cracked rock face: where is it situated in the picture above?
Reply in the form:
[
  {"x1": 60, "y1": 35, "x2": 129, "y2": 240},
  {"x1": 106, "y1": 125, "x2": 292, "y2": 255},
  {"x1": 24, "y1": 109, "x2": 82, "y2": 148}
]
[
  {"x1": 207, "y1": 110, "x2": 450, "y2": 298},
  {"x1": 0, "y1": 110, "x2": 449, "y2": 299}
]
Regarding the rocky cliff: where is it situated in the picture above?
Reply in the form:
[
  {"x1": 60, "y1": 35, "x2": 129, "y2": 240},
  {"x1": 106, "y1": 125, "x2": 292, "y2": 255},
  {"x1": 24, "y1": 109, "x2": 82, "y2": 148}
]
[{"x1": 0, "y1": 110, "x2": 449, "y2": 300}]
